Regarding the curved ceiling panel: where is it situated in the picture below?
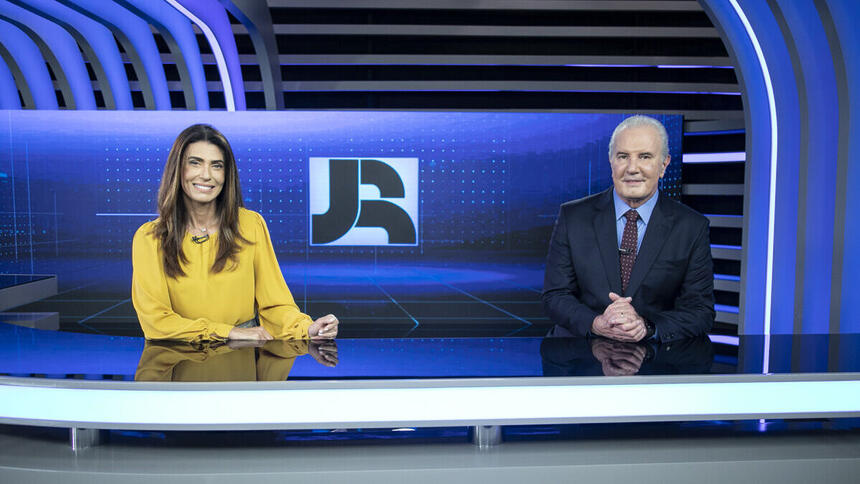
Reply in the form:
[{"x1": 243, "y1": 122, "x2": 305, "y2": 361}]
[
  {"x1": 822, "y1": 0, "x2": 860, "y2": 334},
  {"x1": 64, "y1": 0, "x2": 169, "y2": 110},
  {"x1": 0, "y1": 18, "x2": 56, "y2": 109},
  {"x1": 702, "y1": 0, "x2": 860, "y2": 335},
  {"x1": 0, "y1": 55, "x2": 20, "y2": 109},
  {"x1": 171, "y1": 0, "x2": 244, "y2": 110},
  {"x1": 0, "y1": 44, "x2": 31, "y2": 108},
  {"x1": 773, "y1": 0, "x2": 839, "y2": 335},
  {"x1": 222, "y1": 0, "x2": 283, "y2": 110},
  {"x1": 118, "y1": 0, "x2": 209, "y2": 110},
  {"x1": 18, "y1": 0, "x2": 132, "y2": 110},
  {"x1": 0, "y1": 0, "x2": 95, "y2": 109},
  {"x1": 0, "y1": 0, "x2": 738, "y2": 114}
]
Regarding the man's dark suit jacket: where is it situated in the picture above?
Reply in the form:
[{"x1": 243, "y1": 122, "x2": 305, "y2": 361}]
[{"x1": 541, "y1": 188, "x2": 715, "y2": 343}]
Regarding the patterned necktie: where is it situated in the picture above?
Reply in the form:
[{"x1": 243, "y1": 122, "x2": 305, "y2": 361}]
[{"x1": 620, "y1": 209, "x2": 639, "y2": 293}]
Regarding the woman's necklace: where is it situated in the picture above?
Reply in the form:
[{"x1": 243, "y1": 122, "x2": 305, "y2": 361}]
[{"x1": 189, "y1": 221, "x2": 212, "y2": 244}]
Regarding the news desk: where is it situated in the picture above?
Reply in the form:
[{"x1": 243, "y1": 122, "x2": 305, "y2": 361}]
[{"x1": 1, "y1": 322, "x2": 858, "y2": 453}]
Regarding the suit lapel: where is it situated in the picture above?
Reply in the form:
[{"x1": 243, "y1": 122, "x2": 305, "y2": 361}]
[
  {"x1": 593, "y1": 189, "x2": 622, "y2": 295},
  {"x1": 626, "y1": 195, "x2": 674, "y2": 297}
]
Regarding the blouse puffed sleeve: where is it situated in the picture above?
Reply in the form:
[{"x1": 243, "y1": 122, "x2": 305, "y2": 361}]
[
  {"x1": 251, "y1": 212, "x2": 313, "y2": 339},
  {"x1": 132, "y1": 223, "x2": 235, "y2": 342}
]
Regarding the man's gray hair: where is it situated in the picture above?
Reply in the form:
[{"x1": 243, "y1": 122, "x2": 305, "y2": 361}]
[{"x1": 608, "y1": 115, "x2": 670, "y2": 161}]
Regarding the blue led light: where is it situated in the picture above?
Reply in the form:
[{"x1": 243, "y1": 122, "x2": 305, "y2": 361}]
[
  {"x1": 684, "y1": 129, "x2": 745, "y2": 136},
  {"x1": 682, "y1": 152, "x2": 745, "y2": 163}
]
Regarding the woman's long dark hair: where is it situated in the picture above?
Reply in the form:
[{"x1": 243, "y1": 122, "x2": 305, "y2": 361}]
[{"x1": 153, "y1": 124, "x2": 249, "y2": 278}]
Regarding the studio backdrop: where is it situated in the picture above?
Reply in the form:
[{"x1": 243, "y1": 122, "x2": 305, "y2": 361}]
[{"x1": 0, "y1": 111, "x2": 682, "y2": 325}]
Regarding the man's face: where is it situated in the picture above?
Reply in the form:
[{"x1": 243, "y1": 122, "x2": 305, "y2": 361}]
[{"x1": 610, "y1": 125, "x2": 670, "y2": 208}]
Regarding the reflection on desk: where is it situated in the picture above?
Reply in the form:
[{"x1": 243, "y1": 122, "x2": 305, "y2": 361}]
[
  {"x1": 135, "y1": 340, "x2": 338, "y2": 382},
  {"x1": 540, "y1": 325, "x2": 714, "y2": 377},
  {"x1": 3, "y1": 320, "x2": 860, "y2": 381}
]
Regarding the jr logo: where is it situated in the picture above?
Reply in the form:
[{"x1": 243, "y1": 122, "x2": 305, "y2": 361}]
[{"x1": 309, "y1": 157, "x2": 419, "y2": 246}]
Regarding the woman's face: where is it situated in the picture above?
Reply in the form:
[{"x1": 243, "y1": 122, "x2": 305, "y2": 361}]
[{"x1": 181, "y1": 141, "x2": 226, "y2": 206}]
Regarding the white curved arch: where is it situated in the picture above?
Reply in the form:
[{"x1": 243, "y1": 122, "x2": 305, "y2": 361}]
[
  {"x1": 164, "y1": 0, "x2": 235, "y2": 111},
  {"x1": 728, "y1": 0, "x2": 777, "y2": 370}
]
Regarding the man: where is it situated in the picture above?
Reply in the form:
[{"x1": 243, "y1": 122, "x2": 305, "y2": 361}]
[{"x1": 542, "y1": 116, "x2": 714, "y2": 343}]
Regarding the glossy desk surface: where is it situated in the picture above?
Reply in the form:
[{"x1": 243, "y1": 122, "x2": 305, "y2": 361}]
[
  {"x1": 0, "y1": 323, "x2": 859, "y2": 381},
  {"x1": 1, "y1": 323, "x2": 859, "y2": 432}
]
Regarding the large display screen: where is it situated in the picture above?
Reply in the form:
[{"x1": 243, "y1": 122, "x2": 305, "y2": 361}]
[{"x1": 0, "y1": 111, "x2": 682, "y2": 335}]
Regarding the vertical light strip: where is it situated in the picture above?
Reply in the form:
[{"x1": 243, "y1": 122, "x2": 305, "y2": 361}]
[
  {"x1": 164, "y1": 0, "x2": 235, "y2": 111},
  {"x1": 728, "y1": 0, "x2": 778, "y2": 373},
  {"x1": 25, "y1": 143, "x2": 33, "y2": 273}
]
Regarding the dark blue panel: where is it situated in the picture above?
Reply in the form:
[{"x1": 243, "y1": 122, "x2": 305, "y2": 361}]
[{"x1": 0, "y1": 110, "x2": 683, "y2": 303}]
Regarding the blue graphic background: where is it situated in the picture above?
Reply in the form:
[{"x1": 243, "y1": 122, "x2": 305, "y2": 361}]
[{"x1": 0, "y1": 110, "x2": 682, "y2": 306}]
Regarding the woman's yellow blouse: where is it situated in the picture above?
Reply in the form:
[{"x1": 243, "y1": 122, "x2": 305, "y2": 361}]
[{"x1": 132, "y1": 208, "x2": 312, "y2": 342}]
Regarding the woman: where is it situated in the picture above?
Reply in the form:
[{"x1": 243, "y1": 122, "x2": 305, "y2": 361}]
[{"x1": 132, "y1": 124, "x2": 338, "y2": 342}]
